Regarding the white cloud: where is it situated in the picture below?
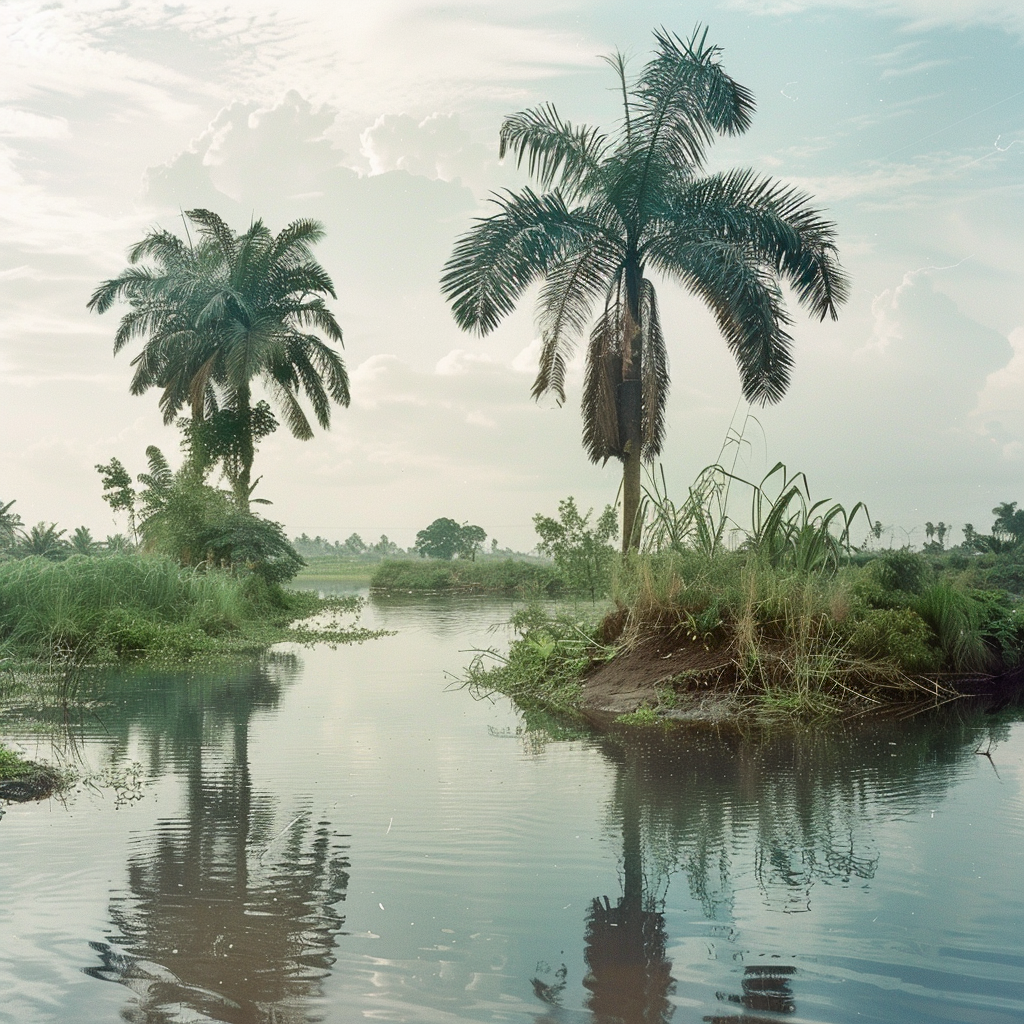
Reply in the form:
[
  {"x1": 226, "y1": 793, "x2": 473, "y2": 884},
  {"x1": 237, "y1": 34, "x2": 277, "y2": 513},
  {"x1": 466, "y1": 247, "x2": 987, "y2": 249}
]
[
  {"x1": 360, "y1": 112, "x2": 488, "y2": 183},
  {"x1": 725, "y1": 0, "x2": 1024, "y2": 35},
  {"x1": 970, "y1": 326, "x2": 1024, "y2": 461},
  {"x1": 0, "y1": 108, "x2": 70, "y2": 138}
]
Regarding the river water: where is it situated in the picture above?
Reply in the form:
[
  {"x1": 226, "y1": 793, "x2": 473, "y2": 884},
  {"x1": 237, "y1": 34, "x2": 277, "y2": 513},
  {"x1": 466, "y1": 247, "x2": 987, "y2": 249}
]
[{"x1": 1, "y1": 593, "x2": 1022, "y2": 1024}]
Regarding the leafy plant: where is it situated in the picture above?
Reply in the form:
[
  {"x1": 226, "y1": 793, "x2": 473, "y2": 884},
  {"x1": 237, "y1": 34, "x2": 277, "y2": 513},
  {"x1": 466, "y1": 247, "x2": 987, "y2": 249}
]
[{"x1": 534, "y1": 497, "x2": 618, "y2": 600}]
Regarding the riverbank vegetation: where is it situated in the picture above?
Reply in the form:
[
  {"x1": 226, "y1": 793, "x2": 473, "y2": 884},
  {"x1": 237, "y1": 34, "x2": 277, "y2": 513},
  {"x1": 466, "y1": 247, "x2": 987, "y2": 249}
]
[
  {"x1": 370, "y1": 558, "x2": 563, "y2": 596},
  {"x1": 0, "y1": 741, "x2": 69, "y2": 800},
  {"x1": 464, "y1": 465, "x2": 1024, "y2": 721},
  {"x1": 0, "y1": 554, "x2": 374, "y2": 666}
]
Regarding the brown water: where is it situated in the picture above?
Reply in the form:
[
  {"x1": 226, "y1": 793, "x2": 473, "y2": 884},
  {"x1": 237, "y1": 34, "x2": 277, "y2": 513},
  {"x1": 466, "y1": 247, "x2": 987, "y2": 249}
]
[{"x1": 1, "y1": 592, "x2": 1022, "y2": 1023}]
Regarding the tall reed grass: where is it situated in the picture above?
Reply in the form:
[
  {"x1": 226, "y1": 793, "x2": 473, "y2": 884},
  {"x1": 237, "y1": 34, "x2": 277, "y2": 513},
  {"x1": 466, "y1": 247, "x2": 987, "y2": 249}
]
[{"x1": 0, "y1": 554, "x2": 293, "y2": 661}]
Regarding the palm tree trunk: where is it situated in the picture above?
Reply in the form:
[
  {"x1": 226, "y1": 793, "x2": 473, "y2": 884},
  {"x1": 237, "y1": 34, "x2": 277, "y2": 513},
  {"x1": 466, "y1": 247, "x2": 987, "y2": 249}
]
[
  {"x1": 233, "y1": 387, "x2": 254, "y2": 513},
  {"x1": 620, "y1": 273, "x2": 643, "y2": 552},
  {"x1": 620, "y1": 382, "x2": 642, "y2": 552}
]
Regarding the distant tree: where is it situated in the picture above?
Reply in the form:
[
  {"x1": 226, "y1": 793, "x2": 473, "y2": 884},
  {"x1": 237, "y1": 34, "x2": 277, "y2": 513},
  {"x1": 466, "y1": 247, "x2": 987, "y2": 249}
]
[
  {"x1": 458, "y1": 523, "x2": 487, "y2": 561},
  {"x1": 18, "y1": 523, "x2": 69, "y2": 560},
  {"x1": 88, "y1": 209, "x2": 349, "y2": 511},
  {"x1": 491, "y1": 538, "x2": 499, "y2": 553},
  {"x1": 105, "y1": 534, "x2": 133, "y2": 554},
  {"x1": 936, "y1": 522, "x2": 948, "y2": 549},
  {"x1": 1, "y1": 498, "x2": 23, "y2": 550},
  {"x1": 372, "y1": 535, "x2": 399, "y2": 557},
  {"x1": 962, "y1": 523, "x2": 978, "y2": 550},
  {"x1": 992, "y1": 501, "x2": 1024, "y2": 544},
  {"x1": 415, "y1": 518, "x2": 464, "y2": 560},
  {"x1": 534, "y1": 498, "x2": 618, "y2": 600},
  {"x1": 924, "y1": 522, "x2": 935, "y2": 545},
  {"x1": 343, "y1": 533, "x2": 368, "y2": 556},
  {"x1": 71, "y1": 526, "x2": 99, "y2": 555}
]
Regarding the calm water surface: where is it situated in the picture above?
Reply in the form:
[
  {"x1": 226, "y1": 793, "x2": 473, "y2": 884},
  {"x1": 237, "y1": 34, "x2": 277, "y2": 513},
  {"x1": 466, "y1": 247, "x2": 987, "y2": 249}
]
[{"x1": 1, "y1": 593, "x2": 1022, "y2": 1024}]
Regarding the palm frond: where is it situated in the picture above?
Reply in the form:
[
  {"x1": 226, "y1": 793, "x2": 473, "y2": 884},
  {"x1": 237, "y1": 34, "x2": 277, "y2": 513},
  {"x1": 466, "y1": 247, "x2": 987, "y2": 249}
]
[
  {"x1": 581, "y1": 299, "x2": 625, "y2": 463},
  {"x1": 499, "y1": 104, "x2": 609, "y2": 197},
  {"x1": 441, "y1": 188, "x2": 603, "y2": 334},
  {"x1": 651, "y1": 169, "x2": 849, "y2": 320},
  {"x1": 533, "y1": 240, "x2": 622, "y2": 404}
]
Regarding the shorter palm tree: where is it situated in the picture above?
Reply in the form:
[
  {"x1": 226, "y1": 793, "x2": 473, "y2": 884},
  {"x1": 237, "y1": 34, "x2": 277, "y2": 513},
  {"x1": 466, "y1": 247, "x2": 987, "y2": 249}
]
[
  {"x1": 88, "y1": 210, "x2": 349, "y2": 509},
  {"x1": 1, "y1": 498, "x2": 22, "y2": 550}
]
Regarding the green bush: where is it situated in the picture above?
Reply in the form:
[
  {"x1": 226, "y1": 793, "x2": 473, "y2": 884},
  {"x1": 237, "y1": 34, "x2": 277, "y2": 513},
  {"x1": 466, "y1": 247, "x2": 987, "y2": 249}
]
[{"x1": 843, "y1": 608, "x2": 940, "y2": 673}]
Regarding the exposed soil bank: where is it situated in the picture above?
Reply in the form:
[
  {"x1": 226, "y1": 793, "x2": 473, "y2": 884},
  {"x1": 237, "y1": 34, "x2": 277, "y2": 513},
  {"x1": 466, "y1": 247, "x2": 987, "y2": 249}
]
[{"x1": 580, "y1": 638, "x2": 1024, "y2": 724}]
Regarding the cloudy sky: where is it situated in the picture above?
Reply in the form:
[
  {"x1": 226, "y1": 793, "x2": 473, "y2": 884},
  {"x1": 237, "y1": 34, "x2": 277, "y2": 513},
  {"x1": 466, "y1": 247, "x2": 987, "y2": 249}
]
[{"x1": 1, "y1": 0, "x2": 1022, "y2": 550}]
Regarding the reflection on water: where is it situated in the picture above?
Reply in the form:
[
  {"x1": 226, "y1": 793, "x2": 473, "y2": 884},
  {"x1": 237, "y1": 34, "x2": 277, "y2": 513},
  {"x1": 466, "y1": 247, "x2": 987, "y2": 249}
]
[
  {"x1": 82, "y1": 658, "x2": 350, "y2": 1023},
  {"x1": 0, "y1": 596, "x2": 1022, "y2": 1024}
]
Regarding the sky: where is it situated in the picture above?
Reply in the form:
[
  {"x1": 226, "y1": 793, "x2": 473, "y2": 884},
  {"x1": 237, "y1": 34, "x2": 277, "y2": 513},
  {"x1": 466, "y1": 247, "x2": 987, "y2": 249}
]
[{"x1": 1, "y1": 0, "x2": 1022, "y2": 551}]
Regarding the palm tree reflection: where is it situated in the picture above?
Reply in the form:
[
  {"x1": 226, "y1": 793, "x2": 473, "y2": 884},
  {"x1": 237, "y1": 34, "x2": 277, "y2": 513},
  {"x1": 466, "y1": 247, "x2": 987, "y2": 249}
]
[
  {"x1": 530, "y1": 711, "x2": 1006, "y2": 1023},
  {"x1": 84, "y1": 657, "x2": 350, "y2": 1023}
]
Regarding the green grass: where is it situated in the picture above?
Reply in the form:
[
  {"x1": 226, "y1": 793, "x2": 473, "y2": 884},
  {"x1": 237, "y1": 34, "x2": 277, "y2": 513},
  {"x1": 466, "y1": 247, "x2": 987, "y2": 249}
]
[
  {"x1": 371, "y1": 558, "x2": 564, "y2": 596},
  {"x1": 0, "y1": 742, "x2": 68, "y2": 798},
  {"x1": 0, "y1": 554, "x2": 380, "y2": 664},
  {"x1": 463, "y1": 548, "x2": 1024, "y2": 724}
]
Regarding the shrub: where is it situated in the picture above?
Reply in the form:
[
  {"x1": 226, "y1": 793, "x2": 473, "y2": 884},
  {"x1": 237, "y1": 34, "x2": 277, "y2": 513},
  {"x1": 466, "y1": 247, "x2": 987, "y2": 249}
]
[{"x1": 843, "y1": 608, "x2": 940, "y2": 673}]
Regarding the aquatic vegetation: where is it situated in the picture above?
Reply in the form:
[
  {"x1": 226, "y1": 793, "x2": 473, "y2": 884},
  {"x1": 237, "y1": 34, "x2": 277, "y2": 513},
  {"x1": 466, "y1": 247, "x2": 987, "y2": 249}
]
[{"x1": 461, "y1": 607, "x2": 606, "y2": 716}]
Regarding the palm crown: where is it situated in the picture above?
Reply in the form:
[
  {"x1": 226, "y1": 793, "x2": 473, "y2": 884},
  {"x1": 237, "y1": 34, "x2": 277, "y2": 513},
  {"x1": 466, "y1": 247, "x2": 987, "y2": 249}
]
[
  {"x1": 89, "y1": 209, "x2": 349, "y2": 507},
  {"x1": 441, "y1": 27, "x2": 849, "y2": 547}
]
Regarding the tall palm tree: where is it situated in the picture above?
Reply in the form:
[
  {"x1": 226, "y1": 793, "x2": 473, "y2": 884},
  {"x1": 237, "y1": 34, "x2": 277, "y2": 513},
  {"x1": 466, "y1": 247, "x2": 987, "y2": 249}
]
[
  {"x1": 88, "y1": 210, "x2": 349, "y2": 510},
  {"x1": 441, "y1": 27, "x2": 849, "y2": 550}
]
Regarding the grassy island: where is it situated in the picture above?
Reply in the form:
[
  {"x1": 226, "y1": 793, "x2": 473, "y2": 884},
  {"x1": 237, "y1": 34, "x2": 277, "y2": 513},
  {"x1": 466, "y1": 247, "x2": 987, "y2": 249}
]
[
  {"x1": 0, "y1": 742, "x2": 69, "y2": 801},
  {"x1": 464, "y1": 546, "x2": 1024, "y2": 724}
]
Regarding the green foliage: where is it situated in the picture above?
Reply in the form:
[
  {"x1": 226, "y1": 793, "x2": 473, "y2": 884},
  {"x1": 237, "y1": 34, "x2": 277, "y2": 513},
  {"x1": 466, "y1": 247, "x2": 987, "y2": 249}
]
[
  {"x1": 462, "y1": 607, "x2": 604, "y2": 716},
  {"x1": 98, "y1": 446, "x2": 304, "y2": 584},
  {"x1": 992, "y1": 501, "x2": 1024, "y2": 545},
  {"x1": 873, "y1": 549, "x2": 929, "y2": 594},
  {"x1": 0, "y1": 554, "x2": 367, "y2": 664},
  {"x1": 1, "y1": 498, "x2": 23, "y2": 550},
  {"x1": 70, "y1": 526, "x2": 99, "y2": 556},
  {"x1": 16, "y1": 523, "x2": 70, "y2": 561},
  {"x1": 533, "y1": 497, "x2": 618, "y2": 600},
  {"x1": 843, "y1": 608, "x2": 940, "y2": 673},
  {"x1": 370, "y1": 558, "x2": 563, "y2": 596},
  {"x1": 415, "y1": 518, "x2": 487, "y2": 561}
]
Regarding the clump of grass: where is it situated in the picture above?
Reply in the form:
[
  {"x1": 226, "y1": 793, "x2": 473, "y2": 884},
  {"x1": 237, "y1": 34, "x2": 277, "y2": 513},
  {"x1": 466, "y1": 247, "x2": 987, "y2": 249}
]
[
  {"x1": 460, "y1": 606, "x2": 606, "y2": 716},
  {"x1": 0, "y1": 742, "x2": 69, "y2": 800},
  {"x1": 371, "y1": 558, "x2": 564, "y2": 596},
  {"x1": 0, "y1": 554, "x2": 374, "y2": 664}
]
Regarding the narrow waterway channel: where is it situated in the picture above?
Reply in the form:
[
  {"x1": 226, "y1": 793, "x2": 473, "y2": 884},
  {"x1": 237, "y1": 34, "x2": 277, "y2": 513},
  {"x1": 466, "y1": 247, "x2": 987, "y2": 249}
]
[{"x1": 1, "y1": 593, "x2": 1022, "y2": 1024}]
